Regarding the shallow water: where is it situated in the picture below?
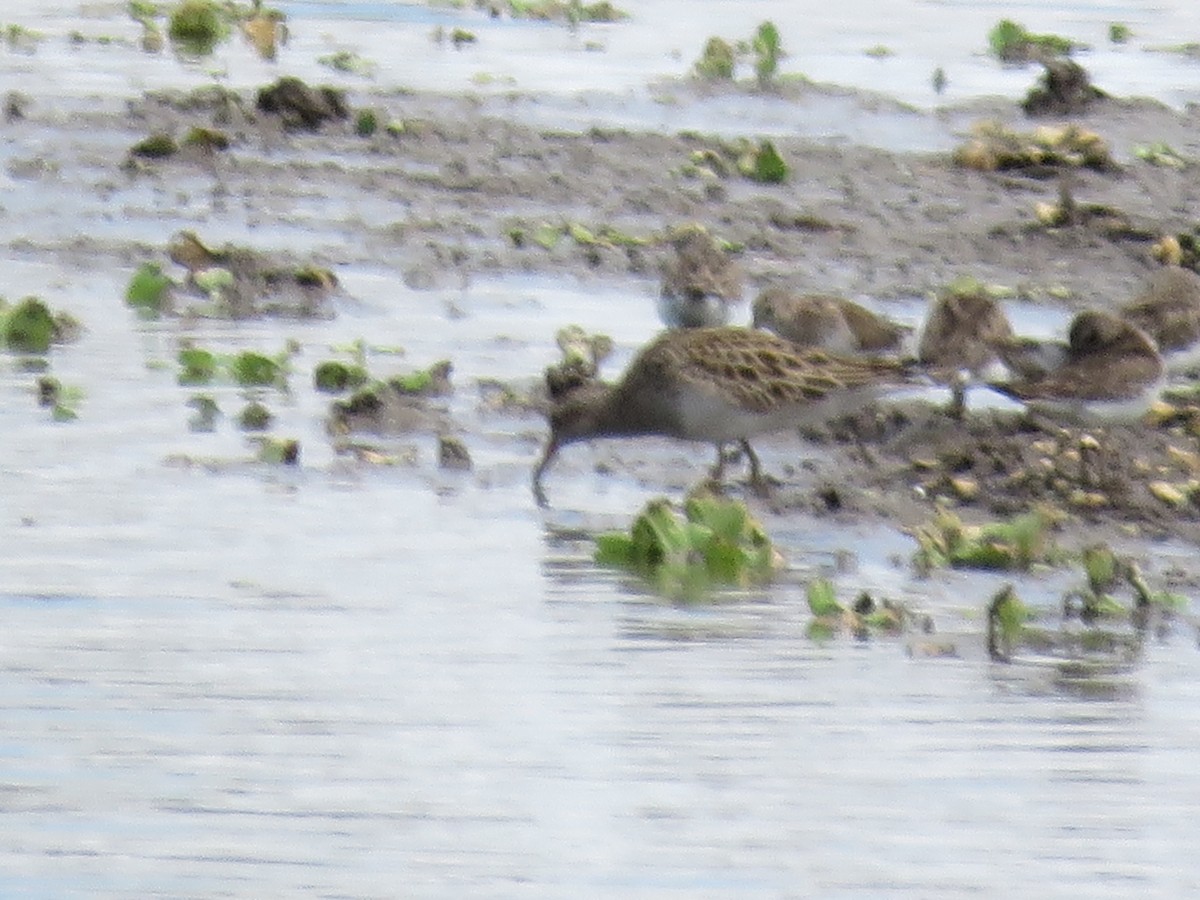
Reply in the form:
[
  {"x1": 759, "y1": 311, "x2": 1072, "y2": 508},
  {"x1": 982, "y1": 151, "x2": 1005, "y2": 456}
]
[{"x1": 3, "y1": 1, "x2": 1200, "y2": 897}]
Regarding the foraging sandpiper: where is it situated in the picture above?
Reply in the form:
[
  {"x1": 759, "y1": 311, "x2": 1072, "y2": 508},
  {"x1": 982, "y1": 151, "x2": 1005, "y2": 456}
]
[
  {"x1": 1119, "y1": 267, "x2": 1200, "y2": 373},
  {"x1": 532, "y1": 326, "x2": 918, "y2": 505},
  {"x1": 917, "y1": 289, "x2": 1015, "y2": 417},
  {"x1": 988, "y1": 310, "x2": 1164, "y2": 420},
  {"x1": 657, "y1": 225, "x2": 743, "y2": 328},
  {"x1": 752, "y1": 287, "x2": 911, "y2": 356}
]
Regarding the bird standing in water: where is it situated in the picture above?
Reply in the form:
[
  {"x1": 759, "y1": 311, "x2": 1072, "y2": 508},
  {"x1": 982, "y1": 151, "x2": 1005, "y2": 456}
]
[{"x1": 533, "y1": 326, "x2": 919, "y2": 506}]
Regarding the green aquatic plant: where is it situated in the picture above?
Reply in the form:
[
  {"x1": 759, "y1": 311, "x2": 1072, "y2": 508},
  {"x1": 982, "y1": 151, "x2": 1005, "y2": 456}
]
[
  {"x1": 390, "y1": 360, "x2": 452, "y2": 396},
  {"x1": 1134, "y1": 142, "x2": 1188, "y2": 169},
  {"x1": 2, "y1": 297, "x2": 56, "y2": 353},
  {"x1": 230, "y1": 350, "x2": 286, "y2": 388},
  {"x1": 193, "y1": 266, "x2": 234, "y2": 303},
  {"x1": 739, "y1": 140, "x2": 788, "y2": 183},
  {"x1": 237, "y1": 400, "x2": 272, "y2": 430},
  {"x1": 987, "y1": 19, "x2": 1079, "y2": 63},
  {"x1": 594, "y1": 493, "x2": 781, "y2": 600},
  {"x1": 913, "y1": 506, "x2": 1061, "y2": 573},
  {"x1": 130, "y1": 133, "x2": 178, "y2": 159},
  {"x1": 314, "y1": 360, "x2": 370, "y2": 393},
  {"x1": 1108, "y1": 23, "x2": 1131, "y2": 45},
  {"x1": 36, "y1": 376, "x2": 81, "y2": 421},
  {"x1": 186, "y1": 394, "x2": 220, "y2": 432},
  {"x1": 751, "y1": 21, "x2": 782, "y2": 88},
  {"x1": 694, "y1": 36, "x2": 736, "y2": 80},
  {"x1": 178, "y1": 346, "x2": 219, "y2": 384},
  {"x1": 355, "y1": 109, "x2": 378, "y2": 137},
  {"x1": 255, "y1": 436, "x2": 299, "y2": 465},
  {"x1": 318, "y1": 50, "x2": 375, "y2": 75},
  {"x1": 182, "y1": 126, "x2": 230, "y2": 151},
  {"x1": 125, "y1": 262, "x2": 173, "y2": 315},
  {"x1": 986, "y1": 584, "x2": 1032, "y2": 661},
  {"x1": 168, "y1": 0, "x2": 228, "y2": 54}
]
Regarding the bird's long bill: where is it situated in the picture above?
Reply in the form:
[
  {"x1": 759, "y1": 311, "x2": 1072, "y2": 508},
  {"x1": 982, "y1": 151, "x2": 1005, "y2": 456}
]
[{"x1": 531, "y1": 436, "x2": 560, "y2": 508}]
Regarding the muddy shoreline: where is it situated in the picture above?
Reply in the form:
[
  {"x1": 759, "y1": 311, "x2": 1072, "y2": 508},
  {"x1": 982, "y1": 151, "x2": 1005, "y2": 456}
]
[{"x1": 10, "y1": 75, "x2": 1200, "y2": 551}]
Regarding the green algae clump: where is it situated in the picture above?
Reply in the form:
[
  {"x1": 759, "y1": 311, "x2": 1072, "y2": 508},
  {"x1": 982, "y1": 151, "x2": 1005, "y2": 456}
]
[
  {"x1": 125, "y1": 262, "x2": 173, "y2": 316},
  {"x1": 595, "y1": 493, "x2": 781, "y2": 600},
  {"x1": 2, "y1": 297, "x2": 57, "y2": 353},
  {"x1": 314, "y1": 360, "x2": 370, "y2": 393},
  {"x1": 168, "y1": 0, "x2": 227, "y2": 55}
]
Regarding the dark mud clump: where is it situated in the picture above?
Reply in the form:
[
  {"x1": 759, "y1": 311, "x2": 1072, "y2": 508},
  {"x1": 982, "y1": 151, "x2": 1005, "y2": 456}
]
[
  {"x1": 1023, "y1": 58, "x2": 1107, "y2": 117},
  {"x1": 788, "y1": 401, "x2": 1200, "y2": 543},
  {"x1": 328, "y1": 362, "x2": 454, "y2": 435},
  {"x1": 256, "y1": 76, "x2": 349, "y2": 131},
  {"x1": 159, "y1": 230, "x2": 341, "y2": 319}
]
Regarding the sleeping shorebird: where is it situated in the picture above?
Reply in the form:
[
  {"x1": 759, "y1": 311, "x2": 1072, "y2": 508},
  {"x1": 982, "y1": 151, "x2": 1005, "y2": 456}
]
[
  {"x1": 1119, "y1": 267, "x2": 1200, "y2": 373},
  {"x1": 917, "y1": 290, "x2": 1015, "y2": 418},
  {"x1": 532, "y1": 326, "x2": 919, "y2": 506},
  {"x1": 751, "y1": 287, "x2": 911, "y2": 356},
  {"x1": 989, "y1": 310, "x2": 1164, "y2": 421}
]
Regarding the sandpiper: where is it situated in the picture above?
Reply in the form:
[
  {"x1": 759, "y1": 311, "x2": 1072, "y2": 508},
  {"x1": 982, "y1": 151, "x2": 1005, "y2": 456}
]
[
  {"x1": 988, "y1": 310, "x2": 1164, "y2": 420},
  {"x1": 917, "y1": 289, "x2": 1015, "y2": 417},
  {"x1": 532, "y1": 326, "x2": 918, "y2": 505},
  {"x1": 752, "y1": 287, "x2": 911, "y2": 355},
  {"x1": 1119, "y1": 267, "x2": 1200, "y2": 373},
  {"x1": 657, "y1": 226, "x2": 743, "y2": 328}
]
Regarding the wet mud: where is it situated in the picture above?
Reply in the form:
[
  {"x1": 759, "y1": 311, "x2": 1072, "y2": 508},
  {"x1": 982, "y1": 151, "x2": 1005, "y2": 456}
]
[{"x1": 10, "y1": 73, "x2": 1200, "y2": 551}]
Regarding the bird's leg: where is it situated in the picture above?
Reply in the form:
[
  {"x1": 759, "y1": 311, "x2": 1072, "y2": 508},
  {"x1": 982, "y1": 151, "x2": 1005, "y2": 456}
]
[
  {"x1": 948, "y1": 375, "x2": 967, "y2": 421},
  {"x1": 740, "y1": 439, "x2": 771, "y2": 496}
]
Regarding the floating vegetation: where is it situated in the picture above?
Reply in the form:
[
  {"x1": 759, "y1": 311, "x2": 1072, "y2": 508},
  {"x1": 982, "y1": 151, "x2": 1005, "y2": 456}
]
[
  {"x1": 864, "y1": 45, "x2": 893, "y2": 59},
  {"x1": 317, "y1": 50, "x2": 376, "y2": 76},
  {"x1": 913, "y1": 506, "x2": 1062, "y2": 573},
  {"x1": 2, "y1": 23, "x2": 43, "y2": 53},
  {"x1": 168, "y1": 0, "x2": 229, "y2": 55},
  {"x1": 450, "y1": 28, "x2": 477, "y2": 47},
  {"x1": 314, "y1": 360, "x2": 370, "y2": 393},
  {"x1": 355, "y1": 109, "x2": 378, "y2": 137},
  {"x1": 36, "y1": 375, "x2": 81, "y2": 422},
  {"x1": 511, "y1": 220, "x2": 651, "y2": 253},
  {"x1": 176, "y1": 345, "x2": 290, "y2": 388},
  {"x1": 751, "y1": 21, "x2": 782, "y2": 88},
  {"x1": 1, "y1": 296, "x2": 79, "y2": 353},
  {"x1": 680, "y1": 137, "x2": 789, "y2": 184},
  {"x1": 694, "y1": 22, "x2": 785, "y2": 87},
  {"x1": 987, "y1": 19, "x2": 1080, "y2": 63},
  {"x1": 254, "y1": 436, "x2": 299, "y2": 465},
  {"x1": 230, "y1": 350, "x2": 286, "y2": 388},
  {"x1": 504, "y1": 0, "x2": 627, "y2": 23},
  {"x1": 391, "y1": 359, "x2": 452, "y2": 395},
  {"x1": 953, "y1": 121, "x2": 1113, "y2": 172},
  {"x1": 1108, "y1": 23, "x2": 1131, "y2": 45},
  {"x1": 130, "y1": 133, "x2": 178, "y2": 159},
  {"x1": 694, "y1": 36, "x2": 735, "y2": 80},
  {"x1": 1134, "y1": 142, "x2": 1189, "y2": 169},
  {"x1": 741, "y1": 139, "x2": 788, "y2": 183},
  {"x1": 804, "y1": 578, "x2": 915, "y2": 640},
  {"x1": 237, "y1": 400, "x2": 273, "y2": 431},
  {"x1": 182, "y1": 125, "x2": 230, "y2": 151},
  {"x1": 125, "y1": 262, "x2": 174, "y2": 316},
  {"x1": 594, "y1": 493, "x2": 782, "y2": 600}
]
